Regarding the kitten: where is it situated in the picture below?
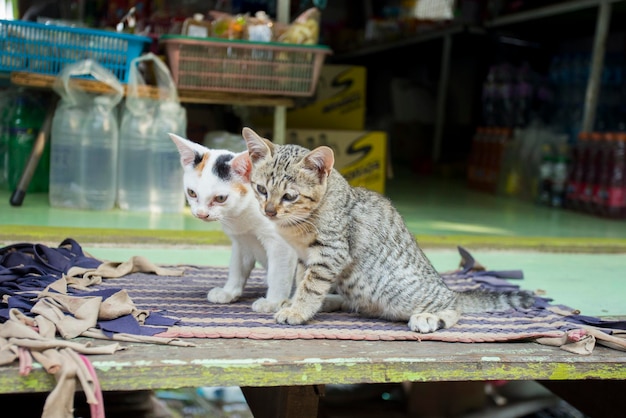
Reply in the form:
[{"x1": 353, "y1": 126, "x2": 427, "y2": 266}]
[
  {"x1": 241, "y1": 127, "x2": 535, "y2": 333},
  {"x1": 169, "y1": 134, "x2": 297, "y2": 313}
]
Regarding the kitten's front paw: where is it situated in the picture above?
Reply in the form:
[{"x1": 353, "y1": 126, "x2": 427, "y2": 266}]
[
  {"x1": 274, "y1": 306, "x2": 308, "y2": 325},
  {"x1": 207, "y1": 287, "x2": 239, "y2": 304},
  {"x1": 251, "y1": 297, "x2": 286, "y2": 313},
  {"x1": 408, "y1": 313, "x2": 443, "y2": 333}
]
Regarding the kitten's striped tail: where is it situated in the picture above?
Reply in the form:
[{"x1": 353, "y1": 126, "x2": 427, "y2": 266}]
[{"x1": 456, "y1": 289, "x2": 535, "y2": 313}]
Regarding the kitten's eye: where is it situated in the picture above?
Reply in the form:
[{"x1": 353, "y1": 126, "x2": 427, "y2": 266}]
[
  {"x1": 214, "y1": 195, "x2": 227, "y2": 203},
  {"x1": 256, "y1": 184, "x2": 267, "y2": 196},
  {"x1": 282, "y1": 192, "x2": 298, "y2": 202},
  {"x1": 187, "y1": 188, "x2": 197, "y2": 198}
]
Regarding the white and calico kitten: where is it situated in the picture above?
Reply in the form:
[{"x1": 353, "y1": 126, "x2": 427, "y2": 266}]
[{"x1": 169, "y1": 133, "x2": 297, "y2": 313}]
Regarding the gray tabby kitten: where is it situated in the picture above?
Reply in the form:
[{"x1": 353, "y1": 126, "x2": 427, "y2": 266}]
[
  {"x1": 241, "y1": 127, "x2": 535, "y2": 333},
  {"x1": 169, "y1": 133, "x2": 297, "y2": 313}
]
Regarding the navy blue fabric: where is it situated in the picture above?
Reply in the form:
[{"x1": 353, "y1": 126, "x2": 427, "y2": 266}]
[
  {"x1": 98, "y1": 314, "x2": 168, "y2": 336},
  {"x1": 0, "y1": 238, "x2": 176, "y2": 337},
  {"x1": 564, "y1": 313, "x2": 626, "y2": 330}
]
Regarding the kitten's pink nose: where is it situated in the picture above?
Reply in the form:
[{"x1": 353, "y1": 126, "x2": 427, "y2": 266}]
[
  {"x1": 264, "y1": 204, "x2": 277, "y2": 218},
  {"x1": 195, "y1": 209, "x2": 209, "y2": 219}
]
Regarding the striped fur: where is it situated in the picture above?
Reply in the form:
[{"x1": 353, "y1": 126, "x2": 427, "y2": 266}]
[
  {"x1": 242, "y1": 127, "x2": 535, "y2": 333},
  {"x1": 170, "y1": 133, "x2": 298, "y2": 313}
]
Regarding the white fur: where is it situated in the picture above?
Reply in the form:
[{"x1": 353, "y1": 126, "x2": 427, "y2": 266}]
[{"x1": 169, "y1": 134, "x2": 298, "y2": 313}]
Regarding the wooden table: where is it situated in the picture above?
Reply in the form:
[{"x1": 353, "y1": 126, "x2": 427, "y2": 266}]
[{"x1": 1, "y1": 337, "x2": 624, "y2": 417}]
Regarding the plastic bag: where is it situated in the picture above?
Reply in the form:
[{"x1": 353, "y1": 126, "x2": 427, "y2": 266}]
[
  {"x1": 49, "y1": 60, "x2": 123, "y2": 210},
  {"x1": 118, "y1": 52, "x2": 187, "y2": 213},
  {"x1": 276, "y1": 7, "x2": 320, "y2": 44}
]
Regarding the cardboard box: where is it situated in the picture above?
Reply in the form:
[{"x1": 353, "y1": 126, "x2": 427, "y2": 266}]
[
  {"x1": 252, "y1": 65, "x2": 367, "y2": 130},
  {"x1": 261, "y1": 129, "x2": 387, "y2": 194}
]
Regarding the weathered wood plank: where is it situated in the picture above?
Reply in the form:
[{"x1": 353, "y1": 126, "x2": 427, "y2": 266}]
[{"x1": 1, "y1": 339, "x2": 625, "y2": 394}]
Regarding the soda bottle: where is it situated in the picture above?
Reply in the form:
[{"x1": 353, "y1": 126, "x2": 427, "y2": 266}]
[
  {"x1": 7, "y1": 90, "x2": 48, "y2": 193},
  {"x1": 564, "y1": 132, "x2": 589, "y2": 211},
  {"x1": 579, "y1": 131, "x2": 603, "y2": 214},
  {"x1": 0, "y1": 91, "x2": 14, "y2": 191},
  {"x1": 593, "y1": 132, "x2": 614, "y2": 215},
  {"x1": 550, "y1": 143, "x2": 569, "y2": 208},
  {"x1": 603, "y1": 132, "x2": 626, "y2": 219}
]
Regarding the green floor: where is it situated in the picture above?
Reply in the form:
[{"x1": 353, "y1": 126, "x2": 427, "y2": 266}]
[{"x1": 1, "y1": 170, "x2": 625, "y2": 317}]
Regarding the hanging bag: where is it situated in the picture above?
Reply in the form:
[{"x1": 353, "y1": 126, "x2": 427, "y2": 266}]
[
  {"x1": 49, "y1": 60, "x2": 124, "y2": 210},
  {"x1": 118, "y1": 52, "x2": 187, "y2": 213}
]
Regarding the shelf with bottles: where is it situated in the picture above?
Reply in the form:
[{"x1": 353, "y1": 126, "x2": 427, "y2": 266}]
[
  {"x1": 564, "y1": 130, "x2": 626, "y2": 219},
  {"x1": 467, "y1": 124, "x2": 626, "y2": 220}
]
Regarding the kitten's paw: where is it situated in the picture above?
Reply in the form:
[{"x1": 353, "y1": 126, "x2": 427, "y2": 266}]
[
  {"x1": 207, "y1": 288, "x2": 239, "y2": 304},
  {"x1": 408, "y1": 310, "x2": 460, "y2": 333},
  {"x1": 274, "y1": 307, "x2": 308, "y2": 325},
  {"x1": 251, "y1": 297, "x2": 285, "y2": 313},
  {"x1": 408, "y1": 313, "x2": 443, "y2": 333}
]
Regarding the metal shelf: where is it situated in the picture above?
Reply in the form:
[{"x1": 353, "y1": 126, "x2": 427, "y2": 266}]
[
  {"x1": 333, "y1": 23, "x2": 474, "y2": 60},
  {"x1": 486, "y1": 0, "x2": 625, "y2": 28}
]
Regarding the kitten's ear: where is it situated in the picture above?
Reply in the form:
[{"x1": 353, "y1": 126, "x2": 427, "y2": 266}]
[
  {"x1": 303, "y1": 146, "x2": 334, "y2": 183},
  {"x1": 242, "y1": 127, "x2": 273, "y2": 163},
  {"x1": 169, "y1": 133, "x2": 200, "y2": 167},
  {"x1": 231, "y1": 151, "x2": 252, "y2": 182}
]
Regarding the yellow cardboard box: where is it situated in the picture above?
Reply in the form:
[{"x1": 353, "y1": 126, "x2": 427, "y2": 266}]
[
  {"x1": 252, "y1": 65, "x2": 367, "y2": 130},
  {"x1": 259, "y1": 129, "x2": 387, "y2": 194}
]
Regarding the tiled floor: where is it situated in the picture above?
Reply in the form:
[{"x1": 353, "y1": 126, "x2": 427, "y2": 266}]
[{"x1": 1, "y1": 169, "x2": 625, "y2": 317}]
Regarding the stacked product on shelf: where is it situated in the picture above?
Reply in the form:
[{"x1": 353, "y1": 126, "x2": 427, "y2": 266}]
[{"x1": 468, "y1": 51, "x2": 626, "y2": 219}]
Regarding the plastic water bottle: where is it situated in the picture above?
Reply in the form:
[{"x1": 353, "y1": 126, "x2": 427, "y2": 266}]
[
  {"x1": 49, "y1": 102, "x2": 87, "y2": 208},
  {"x1": 149, "y1": 102, "x2": 187, "y2": 213},
  {"x1": 80, "y1": 96, "x2": 119, "y2": 210},
  {"x1": 117, "y1": 109, "x2": 153, "y2": 211},
  {"x1": 536, "y1": 143, "x2": 554, "y2": 206}
]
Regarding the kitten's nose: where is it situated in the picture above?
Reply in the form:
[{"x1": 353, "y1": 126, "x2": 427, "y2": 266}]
[
  {"x1": 264, "y1": 203, "x2": 277, "y2": 218},
  {"x1": 195, "y1": 209, "x2": 209, "y2": 219}
]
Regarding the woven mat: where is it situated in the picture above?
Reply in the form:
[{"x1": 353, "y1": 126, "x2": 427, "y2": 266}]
[{"x1": 94, "y1": 265, "x2": 593, "y2": 344}]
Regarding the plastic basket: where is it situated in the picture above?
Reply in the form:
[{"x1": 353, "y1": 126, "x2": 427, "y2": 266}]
[
  {"x1": 0, "y1": 20, "x2": 152, "y2": 82},
  {"x1": 161, "y1": 35, "x2": 332, "y2": 97}
]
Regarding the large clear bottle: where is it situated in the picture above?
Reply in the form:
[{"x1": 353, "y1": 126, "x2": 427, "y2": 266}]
[
  {"x1": 80, "y1": 95, "x2": 119, "y2": 210},
  {"x1": 117, "y1": 104, "x2": 153, "y2": 211},
  {"x1": 49, "y1": 101, "x2": 87, "y2": 208},
  {"x1": 149, "y1": 101, "x2": 187, "y2": 213}
]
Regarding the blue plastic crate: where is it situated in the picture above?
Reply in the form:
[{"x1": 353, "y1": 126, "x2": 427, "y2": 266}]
[{"x1": 0, "y1": 20, "x2": 152, "y2": 83}]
